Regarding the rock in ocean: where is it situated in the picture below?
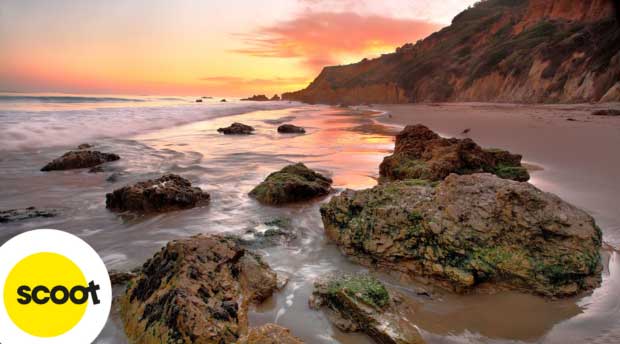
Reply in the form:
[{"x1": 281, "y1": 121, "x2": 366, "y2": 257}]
[
  {"x1": 105, "y1": 174, "x2": 209, "y2": 213},
  {"x1": 379, "y1": 124, "x2": 529, "y2": 182},
  {"x1": 320, "y1": 173, "x2": 602, "y2": 297},
  {"x1": 250, "y1": 163, "x2": 332, "y2": 205}
]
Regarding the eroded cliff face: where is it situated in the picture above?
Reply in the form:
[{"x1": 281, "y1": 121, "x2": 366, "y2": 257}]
[{"x1": 283, "y1": 0, "x2": 620, "y2": 104}]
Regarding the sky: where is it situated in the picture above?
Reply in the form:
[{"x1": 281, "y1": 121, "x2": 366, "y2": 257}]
[{"x1": 0, "y1": 0, "x2": 478, "y2": 96}]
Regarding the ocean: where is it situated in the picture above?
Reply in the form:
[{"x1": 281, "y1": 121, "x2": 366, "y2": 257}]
[{"x1": 1, "y1": 94, "x2": 619, "y2": 344}]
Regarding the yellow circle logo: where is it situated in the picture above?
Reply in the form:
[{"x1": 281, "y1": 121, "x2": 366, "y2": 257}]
[
  {"x1": 0, "y1": 229, "x2": 111, "y2": 343},
  {"x1": 3, "y1": 252, "x2": 88, "y2": 337}
]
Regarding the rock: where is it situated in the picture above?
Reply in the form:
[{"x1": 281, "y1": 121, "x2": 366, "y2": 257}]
[
  {"x1": 277, "y1": 124, "x2": 306, "y2": 134},
  {"x1": 221, "y1": 99, "x2": 227, "y2": 102},
  {"x1": 106, "y1": 172, "x2": 124, "y2": 183},
  {"x1": 249, "y1": 163, "x2": 332, "y2": 205},
  {"x1": 119, "y1": 234, "x2": 278, "y2": 344},
  {"x1": 240, "y1": 218, "x2": 297, "y2": 248},
  {"x1": 237, "y1": 324, "x2": 303, "y2": 344},
  {"x1": 270, "y1": 94, "x2": 281, "y2": 101},
  {"x1": 109, "y1": 270, "x2": 139, "y2": 285},
  {"x1": 591, "y1": 109, "x2": 620, "y2": 116},
  {"x1": 196, "y1": 99, "x2": 203, "y2": 103},
  {"x1": 379, "y1": 124, "x2": 529, "y2": 182},
  {"x1": 217, "y1": 122, "x2": 255, "y2": 135},
  {"x1": 0, "y1": 207, "x2": 57, "y2": 223},
  {"x1": 105, "y1": 174, "x2": 210, "y2": 213},
  {"x1": 88, "y1": 165, "x2": 104, "y2": 173},
  {"x1": 41, "y1": 150, "x2": 120, "y2": 171},
  {"x1": 309, "y1": 274, "x2": 425, "y2": 344},
  {"x1": 241, "y1": 94, "x2": 270, "y2": 101},
  {"x1": 77, "y1": 143, "x2": 92, "y2": 149},
  {"x1": 320, "y1": 174, "x2": 602, "y2": 297}
]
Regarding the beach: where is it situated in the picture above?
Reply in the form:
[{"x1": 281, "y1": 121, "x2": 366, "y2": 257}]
[{"x1": 1, "y1": 97, "x2": 620, "y2": 343}]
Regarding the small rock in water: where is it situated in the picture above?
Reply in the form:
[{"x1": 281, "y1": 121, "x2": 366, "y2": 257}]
[
  {"x1": 238, "y1": 323, "x2": 304, "y2": 344},
  {"x1": 249, "y1": 163, "x2": 332, "y2": 205},
  {"x1": 119, "y1": 234, "x2": 277, "y2": 343},
  {"x1": 379, "y1": 124, "x2": 529, "y2": 182},
  {"x1": 41, "y1": 150, "x2": 120, "y2": 171},
  {"x1": 217, "y1": 122, "x2": 255, "y2": 135},
  {"x1": 0, "y1": 207, "x2": 57, "y2": 223},
  {"x1": 88, "y1": 165, "x2": 104, "y2": 173},
  {"x1": 241, "y1": 94, "x2": 269, "y2": 101},
  {"x1": 310, "y1": 273, "x2": 425, "y2": 344},
  {"x1": 321, "y1": 173, "x2": 603, "y2": 297},
  {"x1": 106, "y1": 172, "x2": 123, "y2": 182},
  {"x1": 591, "y1": 109, "x2": 620, "y2": 116},
  {"x1": 105, "y1": 174, "x2": 210, "y2": 213},
  {"x1": 277, "y1": 124, "x2": 306, "y2": 134},
  {"x1": 77, "y1": 143, "x2": 92, "y2": 149},
  {"x1": 195, "y1": 99, "x2": 203, "y2": 103},
  {"x1": 108, "y1": 270, "x2": 138, "y2": 285},
  {"x1": 220, "y1": 98, "x2": 227, "y2": 102}
]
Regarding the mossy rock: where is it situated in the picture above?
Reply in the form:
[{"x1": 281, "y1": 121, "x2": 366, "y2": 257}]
[
  {"x1": 326, "y1": 274, "x2": 390, "y2": 309},
  {"x1": 250, "y1": 163, "x2": 332, "y2": 205},
  {"x1": 379, "y1": 125, "x2": 530, "y2": 183},
  {"x1": 321, "y1": 173, "x2": 602, "y2": 297}
]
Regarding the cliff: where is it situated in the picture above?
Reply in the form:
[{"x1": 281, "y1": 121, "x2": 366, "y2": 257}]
[{"x1": 283, "y1": 0, "x2": 620, "y2": 104}]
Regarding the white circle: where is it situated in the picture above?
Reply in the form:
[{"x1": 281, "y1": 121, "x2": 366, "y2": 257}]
[{"x1": 0, "y1": 229, "x2": 112, "y2": 344}]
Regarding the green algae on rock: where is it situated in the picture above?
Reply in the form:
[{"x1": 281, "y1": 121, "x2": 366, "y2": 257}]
[
  {"x1": 310, "y1": 273, "x2": 425, "y2": 344},
  {"x1": 119, "y1": 234, "x2": 278, "y2": 343},
  {"x1": 249, "y1": 163, "x2": 332, "y2": 205},
  {"x1": 379, "y1": 124, "x2": 529, "y2": 182},
  {"x1": 320, "y1": 173, "x2": 602, "y2": 297}
]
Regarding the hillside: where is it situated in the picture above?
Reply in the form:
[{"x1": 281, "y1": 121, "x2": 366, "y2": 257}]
[{"x1": 282, "y1": 0, "x2": 620, "y2": 104}]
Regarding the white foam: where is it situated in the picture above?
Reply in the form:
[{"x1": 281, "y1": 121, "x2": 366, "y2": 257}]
[{"x1": 0, "y1": 100, "x2": 296, "y2": 151}]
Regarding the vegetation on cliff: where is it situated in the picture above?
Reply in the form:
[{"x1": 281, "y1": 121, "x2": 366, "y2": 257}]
[{"x1": 283, "y1": 0, "x2": 619, "y2": 104}]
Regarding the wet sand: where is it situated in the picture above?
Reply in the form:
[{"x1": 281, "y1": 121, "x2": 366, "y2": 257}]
[{"x1": 2, "y1": 103, "x2": 620, "y2": 343}]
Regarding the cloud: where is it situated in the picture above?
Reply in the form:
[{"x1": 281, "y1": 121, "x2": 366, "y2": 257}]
[
  {"x1": 233, "y1": 11, "x2": 442, "y2": 71},
  {"x1": 296, "y1": 0, "x2": 479, "y2": 24},
  {"x1": 199, "y1": 76, "x2": 309, "y2": 87}
]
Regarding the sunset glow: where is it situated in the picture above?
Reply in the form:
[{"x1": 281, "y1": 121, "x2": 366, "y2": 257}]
[{"x1": 0, "y1": 0, "x2": 477, "y2": 96}]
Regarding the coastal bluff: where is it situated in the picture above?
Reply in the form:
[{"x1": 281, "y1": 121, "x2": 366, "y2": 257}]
[{"x1": 283, "y1": 0, "x2": 620, "y2": 104}]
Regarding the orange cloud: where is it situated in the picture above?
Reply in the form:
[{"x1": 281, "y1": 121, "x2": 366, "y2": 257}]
[
  {"x1": 200, "y1": 76, "x2": 309, "y2": 87},
  {"x1": 234, "y1": 11, "x2": 442, "y2": 71}
]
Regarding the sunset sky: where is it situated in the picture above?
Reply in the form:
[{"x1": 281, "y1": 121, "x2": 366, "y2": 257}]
[{"x1": 0, "y1": 0, "x2": 477, "y2": 96}]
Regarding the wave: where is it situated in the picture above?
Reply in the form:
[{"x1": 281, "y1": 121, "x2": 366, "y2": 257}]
[
  {"x1": 0, "y1": 102, "x2": 298, "y2": 151},
  {"x1": 0, "y1": 95, "x2": 144, "y2": 103}
]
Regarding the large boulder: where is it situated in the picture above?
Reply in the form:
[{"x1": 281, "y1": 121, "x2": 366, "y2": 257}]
[
  {"x1": 41, "y1": 150, "x2": 120, "y2": 171},
  {"x1": 277, "y1": 124, "x2": 306, "y2": 134},
  {"x1": 309, "y1": 274, "x2": 425, "y2": 344},
  {"x1": 106, "y1": 174, "x2": 210, "y2": 213},
  {"x1": 320, "y1": 174, "x2": 602, "y2": 297},
  {"x1": 217, "y1": 122, "x2": 255, "y2": 135},
  {"x1": 379, "y1": 125, "x2": 529, "y2": 182},
  {"x1": 237, "y1": 324, "x2": 304, "y2": 344},
  {"x1": 120, "y1": 234, "x2": 278, "y2": 344},
  {"x1": 249, "y1": 163, "x2": 332, "y2": 205}
]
